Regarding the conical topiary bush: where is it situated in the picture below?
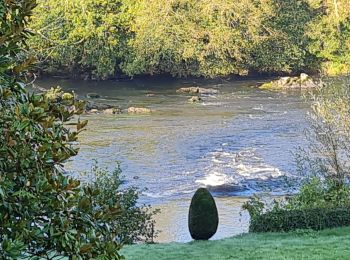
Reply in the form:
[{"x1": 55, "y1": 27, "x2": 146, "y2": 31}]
[{"x1": 188, "y1": 188, "x2": 219, "y2": 240}]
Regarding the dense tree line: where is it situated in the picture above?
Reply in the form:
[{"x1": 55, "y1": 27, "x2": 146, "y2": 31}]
[{"x1": 29, "y1": 0, "x2": 350, "y2": 79}]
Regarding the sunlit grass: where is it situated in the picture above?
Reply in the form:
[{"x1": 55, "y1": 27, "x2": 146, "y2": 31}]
[{"x1": 122, "y1": 227, "x2": 350, "y2": 260}]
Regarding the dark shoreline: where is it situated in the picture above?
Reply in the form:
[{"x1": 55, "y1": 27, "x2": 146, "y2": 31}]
[{"x1": 31, "y1": 69, "x2": 319, "y2": 85}]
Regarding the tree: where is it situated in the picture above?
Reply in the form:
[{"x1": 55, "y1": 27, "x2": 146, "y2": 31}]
[
  {"x1": 249, "y1": 0, "x2": 316, "y2": 73},
  {"x1": 28, "y1": 0, "x2": 350, "y2": 78},
  {"x1": 122, "y1": 0, "x2": 278, "y2": 77},
  {"x1": 306, "y1": 0, "x2": 350, "y2": 75},
  {"x1": 29, "y1": 0, "x2": 130, "y2": 79},
  {"x1": 296, "y1": 82, "x2": 350, "y2": 189}
]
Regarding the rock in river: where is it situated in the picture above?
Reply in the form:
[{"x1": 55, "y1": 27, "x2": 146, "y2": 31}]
[
  {"x1": 188, "y1": 96, "x2": 202, "y2": 103},
  {"x1": 85, "y1": 101, "x2": 121, "y2": 114},
  {"x1": 88, "y1": 109, "x2": 99, "y2": 114},
  {"x1": 177, "y1": 87, "x2": 218, "y2": 95},
  {"x1": 127, "y1": 107, "x2": 152, "y2": 114},
  {"x1": 103, "y1": 108, "x2": 122, "y2": 115},
  {"x1": 206, "y1": 184, "x2": 248, "y2": 195},
  {"x1": 86, "y1": 93, "x2": 101, "y2": 99},
  {"x1": 259, "y1": 73, "x2": 319, "y2": 90}
]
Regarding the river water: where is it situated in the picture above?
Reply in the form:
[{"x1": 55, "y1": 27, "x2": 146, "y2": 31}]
[{"x1": 35, "y1": 76, "x2": 310, "y2": 242}]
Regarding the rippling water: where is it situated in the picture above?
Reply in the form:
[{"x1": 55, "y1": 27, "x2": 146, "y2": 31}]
[{"x1": 35, "y1": 76, "x2": 311, "y2": 242}]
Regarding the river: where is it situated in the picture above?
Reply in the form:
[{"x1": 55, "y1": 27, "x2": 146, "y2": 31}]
[{"x1": 35, "y1": 76, "x2": 310, "y2": 242}]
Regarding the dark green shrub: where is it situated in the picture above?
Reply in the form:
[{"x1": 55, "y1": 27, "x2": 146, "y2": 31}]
[
  {"x1": 250, "y1": 206, "x2": 350, "y2": 233},
  {"x1": 188, "y1": 188, "x2": 219, "y2": 240}
]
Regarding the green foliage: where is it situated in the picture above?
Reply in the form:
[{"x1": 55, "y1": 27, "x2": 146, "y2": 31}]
[
  {"x1": 306, "y1": 0, "x2": 350, "y2": 75},
  {"x1": 244, "y1": 180, "x2": 350, "y2": 233},
  {"x1": 29, "y1": 0, "x2": 350, "y2": 78},
  {"x1": 29, "y1": 0, "x2": 132, "y2": 79},
  {"x1": 1, "y1": 1, "x2": 156, "y2": 258},
  {"x1": 0, "y1": 0, "x2": 36, "y2": 76},
  {"x1": 85, "y1": 164, "x2": 159, "y2": 244},
  {"x1": 188, "y1": 188, "x2": 218, "y2": 240},
  {"x1": 0, "y1": 85, "x2": 125, "y2": 258},
  {"x1": 249, "y1": 0, "x2": 316, "y2": 73},
  {"x1": 241, "y1": 195, "x2": 265, "y2": 219},
  {"x1": 244, "y1": 81, "x2": 350, "y2": 234},
  {"x1": 121, "y1": 0, "x2": 317, "y2": 77},
  {"x1": 250, "y1": 206, "x2": 350, "y2": 233},
  {"x1": 285, "y1": 178, "x2": 350, "y2": 210},
  {"x1": 295, "y1": 82, "x2": 350, "y2": 187}
]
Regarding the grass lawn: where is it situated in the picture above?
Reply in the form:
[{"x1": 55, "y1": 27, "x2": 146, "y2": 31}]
[{"x1": 122, "y1": 227, "x2": 350, "y2": 259}]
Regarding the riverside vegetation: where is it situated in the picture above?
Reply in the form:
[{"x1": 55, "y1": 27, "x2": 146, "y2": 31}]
[
  {"x1": 3, "y1": 0, "x2": 350, "y2": 259},
  {"x1": 0, "y1": 1, "x2": 156, "y2": 258},
  {"x1": 29, "y1": 0, "x2": 350, "y2": 79},
  {"x1": 243, "y1": 81, "x2": 350, "y2": 233}
]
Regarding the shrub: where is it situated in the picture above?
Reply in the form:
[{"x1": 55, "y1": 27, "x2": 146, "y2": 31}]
[
  {"x1": 188, "y1": 188, "x2": 218, "y2": 240},
  {"x1": 0, "y1": 84, "x2": 126, "y2": 258},
  {"x1": 85, "y1": 164, "x2": 159, "y2": 244},
  {"x1": 0, "y1": 1, "x2": 156, "y2": 258},
  {"x1": 244, "y1": 81, "x2": 350, "y2": 234},
  {"x1": 250, "y1": 206, "x2": 350, "y2": 233}
]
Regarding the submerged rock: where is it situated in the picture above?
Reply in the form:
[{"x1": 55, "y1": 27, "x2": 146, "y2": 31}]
[
  {"x1": 86, "y1": 93, "x2": 101, "y2": 99},
  {"x1": 85, "y1": 101, "x2": 114, "y2": 109},
  {"x1": 206, "y1": 184, "x2": 248, "y2": 195},
  {"x1": 259, "y1": 73, "x2": 319, "y2": 90},
  {"x1": 85, "y1": 101, "x2": 113, "y2": 111},
  {"x1": 127, "y1": 107, "x2": 152, "y2": 114},
  {"x1": 177, "y1": 87, "x2": 218, "y2": 95},
  {"x1": 177, "y1": 87, "x2": 199, "y2": 94},
  {"x1": 188, "y1": 96, "x2": 202, "y2": 103}
]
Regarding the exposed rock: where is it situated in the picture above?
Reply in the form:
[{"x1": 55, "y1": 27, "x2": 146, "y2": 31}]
[
  {"x1": 188, "y1": 96, "x2": 202, "y2": 103},
  {"x1": 103, "y1": 108, "x2": 122, "y2": 115},
  {"x1": 177, "y1": 87, "x2": 218, "y2": 95},
  {"x1": 300, "y1": 73, "x2": 309, "y2": 82},
  {"x1": 86, "y1": 93, "x2": 101, "y2": 99},
  {"x1": 189, "y1": 87, "x2": 200, "y2": 93},
  {"x1": 259, "y1": 74, "x2": 319, "y2": 90},
  {"x1": 127, "y1": 107, "x2": 152, "y2": 114},
  {"x1": 176, "y1": 87, "x2": 200, "y2": 94},
  {"x1": 89, "y1": 109, "x2": 99, "y2": 113},
  {"x1": 85, "y1": 100, "x2": 121, "y2": 115}
]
